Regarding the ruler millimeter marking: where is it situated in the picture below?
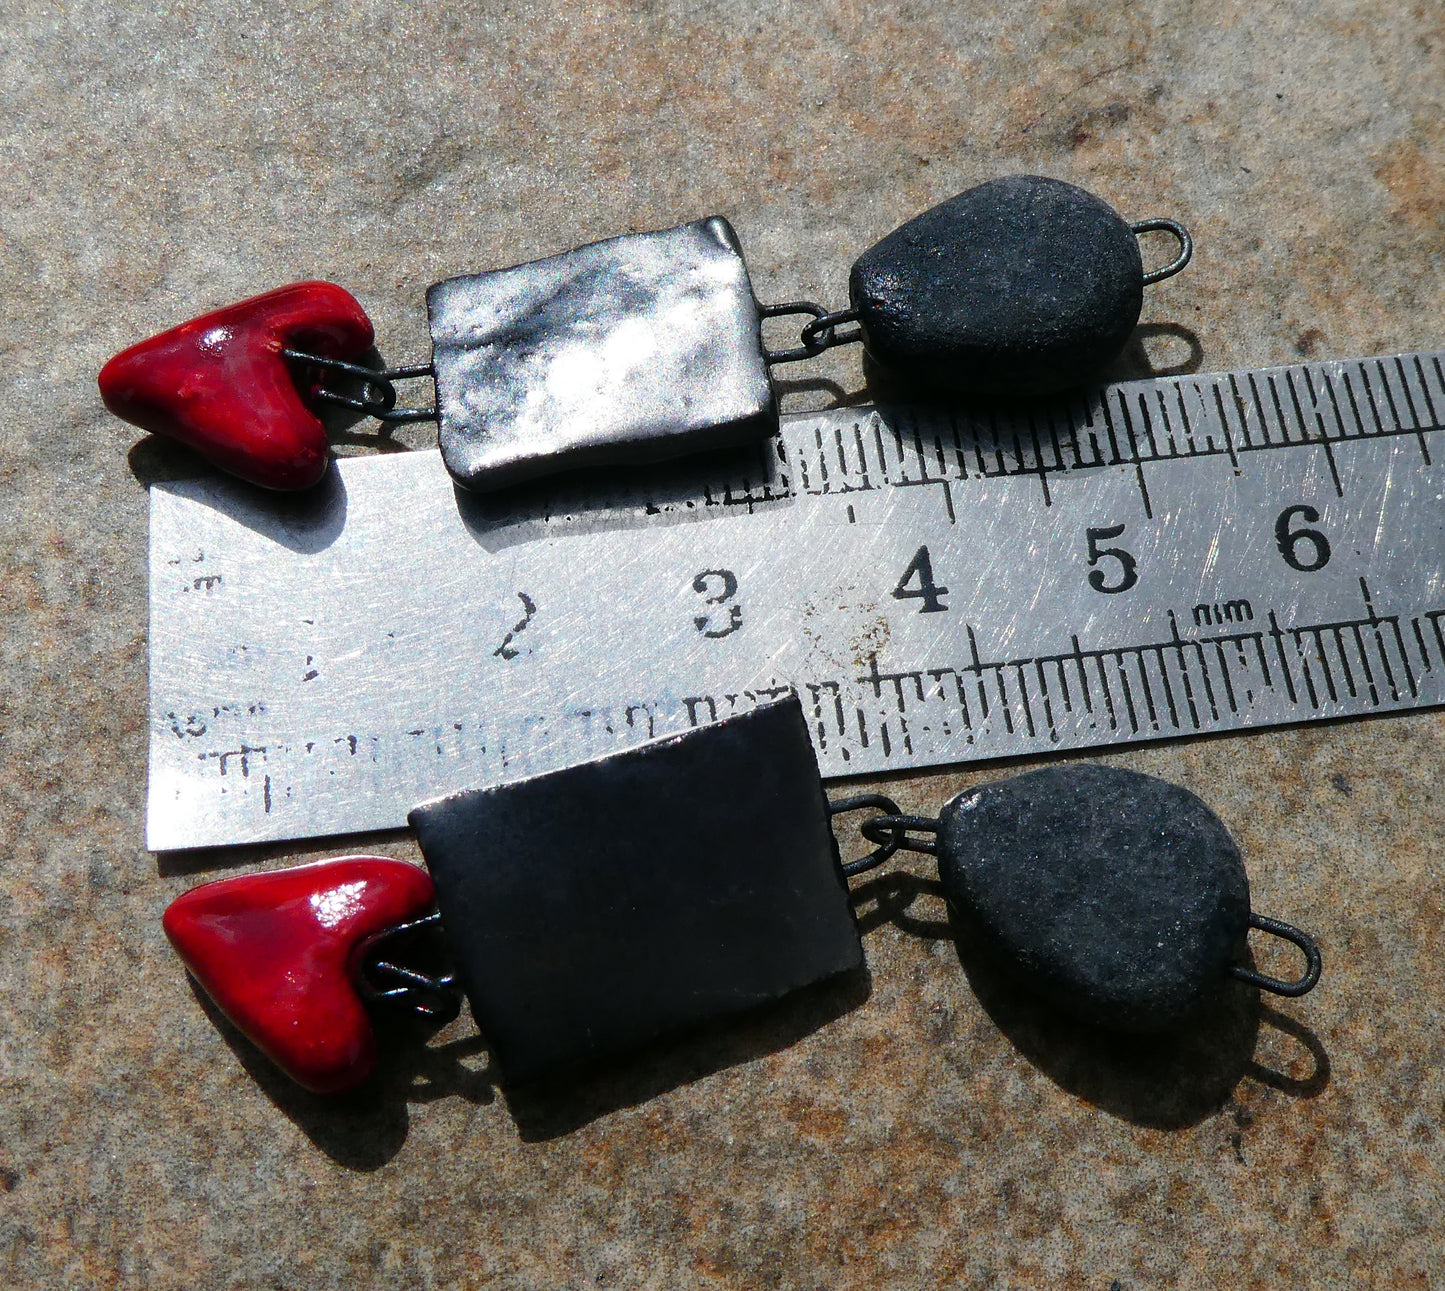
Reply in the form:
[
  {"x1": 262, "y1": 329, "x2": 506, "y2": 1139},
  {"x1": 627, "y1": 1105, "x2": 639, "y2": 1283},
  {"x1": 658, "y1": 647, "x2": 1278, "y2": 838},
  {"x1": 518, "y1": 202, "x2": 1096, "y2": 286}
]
[
  {"x1": 740, "y1": 348, "x2": 1443, "y2": 518},
  {"x1": 147, "y1": 350, "x2": 1445, "y2": 850}
]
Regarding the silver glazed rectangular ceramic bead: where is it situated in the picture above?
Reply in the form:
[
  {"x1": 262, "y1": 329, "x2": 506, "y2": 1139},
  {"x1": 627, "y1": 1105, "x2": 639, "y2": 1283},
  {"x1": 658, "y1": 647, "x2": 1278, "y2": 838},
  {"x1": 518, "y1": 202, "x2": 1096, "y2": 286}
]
[{"x1": 427, "y1": 217, "x2": 776, "y2": 492}]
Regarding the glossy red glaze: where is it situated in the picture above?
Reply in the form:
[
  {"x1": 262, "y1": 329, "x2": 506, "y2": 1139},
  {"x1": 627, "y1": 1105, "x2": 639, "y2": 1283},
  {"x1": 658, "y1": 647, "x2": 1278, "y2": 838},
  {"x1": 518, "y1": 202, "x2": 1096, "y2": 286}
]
[
  {"x1": 98, "y1": 282, "x2": 374, "y2": 490},
  {"x1": 163, "y1": 856, "x2": 435, "y2": 1094}
]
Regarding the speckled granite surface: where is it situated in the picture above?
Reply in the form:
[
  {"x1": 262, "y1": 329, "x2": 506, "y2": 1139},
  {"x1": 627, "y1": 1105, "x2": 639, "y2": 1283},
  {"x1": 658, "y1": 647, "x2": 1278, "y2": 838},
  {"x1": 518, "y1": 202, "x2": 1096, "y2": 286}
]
[{"x1": 3, "y1": 1, "x2": 1445, "y2": 1286}]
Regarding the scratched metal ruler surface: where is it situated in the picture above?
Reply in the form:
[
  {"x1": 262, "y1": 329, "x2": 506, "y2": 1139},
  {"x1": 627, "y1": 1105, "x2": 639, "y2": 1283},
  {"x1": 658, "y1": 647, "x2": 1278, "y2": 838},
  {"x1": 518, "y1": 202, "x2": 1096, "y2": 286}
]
[{"x1": 148, "y1": 350, "x2": 1445, "y2": 850}]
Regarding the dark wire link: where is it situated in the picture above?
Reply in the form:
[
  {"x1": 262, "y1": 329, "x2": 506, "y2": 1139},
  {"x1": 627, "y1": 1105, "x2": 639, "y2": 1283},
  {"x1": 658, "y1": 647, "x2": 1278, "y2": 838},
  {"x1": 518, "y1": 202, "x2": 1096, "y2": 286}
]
[
  {"x1": 355, "y1": 911, "x2": 463, "y2": 1022},
  {"x1": 799, "y1": 307, "x2": 862, "y2": 352},
  {"x1": 761, "y1": 301, "x2": 865, "y2": 365},
  {"x1": 365, "y1": 962, "x2": 462, "y2": 1021},
  {"x1": 760, "y1": 301, "x2": 826, "y2": 320},
  {"x1": 1229, "y1": 912, "x2": 1323, "y2": 998},
  {"x1": 760, "y1": 301, "x2": 826, "y2": 364},
  {"x1": 859, "y1": 814, "x2": 940, "y2": 857},
  {"x1": 281, "y1": 347, "x2": 438, "y2": 423},
  {"x1": 1130, "y1": 218, "x2": 1194, "y2": 285},
  {"x1": 829, "y1": 793, "x2": 901, "y2": 874},
  {"x1": 828, "y1": 795, "x2": 941, "y2": 876}
]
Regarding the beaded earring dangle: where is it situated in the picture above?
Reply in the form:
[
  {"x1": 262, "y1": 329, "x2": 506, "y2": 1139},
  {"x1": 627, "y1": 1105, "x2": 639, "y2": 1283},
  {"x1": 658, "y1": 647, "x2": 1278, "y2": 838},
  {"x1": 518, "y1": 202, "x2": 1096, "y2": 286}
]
[
  {"x1": 100, "y1": 175, "x2": 1190, "y2": 493},
  {"x1": 163, "y1": 698, "x2": 1316, "y2": 1098}
]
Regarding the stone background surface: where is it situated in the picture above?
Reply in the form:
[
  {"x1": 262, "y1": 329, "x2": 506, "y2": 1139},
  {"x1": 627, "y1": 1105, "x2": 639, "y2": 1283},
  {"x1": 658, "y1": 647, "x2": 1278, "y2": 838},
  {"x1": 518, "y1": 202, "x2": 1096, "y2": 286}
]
[{"x1": 3, "y1": 0, "x2": 1444, "y2": 1286}]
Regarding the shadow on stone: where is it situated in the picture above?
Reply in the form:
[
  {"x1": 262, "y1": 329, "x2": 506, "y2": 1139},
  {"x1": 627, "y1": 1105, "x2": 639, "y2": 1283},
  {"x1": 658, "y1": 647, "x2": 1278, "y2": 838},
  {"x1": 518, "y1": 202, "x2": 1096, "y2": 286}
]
[
  {"x1": 453, "y1": 436, "x2": 794, "y2": 555},
  {"x1": 155, "y1": 827, "x2": 414, "y2": 880},
  {"x1": 1105, "y1": 322, "x2": 1205, "y2": 381},
  {"x1": 851, "y1": 868, "x2": 954, "y2": 941},
  {"x1": 502, "y1": 966, "x2": 871, "y2": 1142},
  {"x1": 771, "y1": 372, "x2": 872, "y2": 410},
  {"x1": 1245, "y1": 1003, "x2": 1332, "y2": 1099},
  {"x1": 126, "y1": 433, "x2": 212, "y2": 487},
  {"x1": 189, "y1": 979, "x2": 496, "y2": 1171},
  {"x1": 849, "y1": 868, "x2": 1330, "y2": 1130},
  {"x1": 188, "y1": 965, "x2": 869, "y2": 1155}
]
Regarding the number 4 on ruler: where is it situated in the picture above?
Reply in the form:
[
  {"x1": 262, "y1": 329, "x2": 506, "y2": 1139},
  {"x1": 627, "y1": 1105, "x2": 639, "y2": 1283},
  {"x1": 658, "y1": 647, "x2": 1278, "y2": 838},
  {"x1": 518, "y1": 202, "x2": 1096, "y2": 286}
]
[{"x1": 893, "y1": 545, "x2": 950, "y2": 614}]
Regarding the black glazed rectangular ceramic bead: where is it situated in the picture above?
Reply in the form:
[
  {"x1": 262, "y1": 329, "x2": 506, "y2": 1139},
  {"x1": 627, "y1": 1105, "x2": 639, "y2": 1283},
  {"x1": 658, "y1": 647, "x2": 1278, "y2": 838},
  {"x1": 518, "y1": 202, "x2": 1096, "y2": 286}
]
[
  {"x1": 408, "y1": 695, "x2": 862, "y2": 1085},
  {"x1": 426, "y1": 217, "x2": 776, "y2": 492}
]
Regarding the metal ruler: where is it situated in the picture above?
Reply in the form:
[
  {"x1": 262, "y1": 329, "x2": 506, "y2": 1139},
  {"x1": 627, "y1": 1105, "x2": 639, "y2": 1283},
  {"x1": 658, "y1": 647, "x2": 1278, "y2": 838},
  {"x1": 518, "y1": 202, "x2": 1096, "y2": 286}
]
[{"x1": 148, "y1": 350, "x2": 1445, "y2": 851}]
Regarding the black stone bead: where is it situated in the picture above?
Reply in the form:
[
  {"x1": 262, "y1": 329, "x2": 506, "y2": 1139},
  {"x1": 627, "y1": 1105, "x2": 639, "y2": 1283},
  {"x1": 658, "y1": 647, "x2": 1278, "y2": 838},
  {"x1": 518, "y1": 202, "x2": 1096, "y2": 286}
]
[
  {"x1": 936, "y1": 765, "x2": 1251, "y2": 1031},
  {"x1": 848, "y1": 175, "x2": 1144, "y2": 396}
]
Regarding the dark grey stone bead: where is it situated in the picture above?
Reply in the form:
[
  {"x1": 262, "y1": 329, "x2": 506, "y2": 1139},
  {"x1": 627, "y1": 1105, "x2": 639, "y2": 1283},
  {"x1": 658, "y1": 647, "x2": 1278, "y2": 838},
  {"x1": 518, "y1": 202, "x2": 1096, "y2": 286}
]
[
  {"x1": 408, "y1": 696, "x2": 862, "y2": 1086},
  {"x1": 428, "y1": 217, "x2": 776, "y2": 492},
  {"x1": 936, "y1": 765, "x2": 1251, "y2": 1031},
  {"x1": 848, "y1": 175, "x2": 1144, "y2": 396}
]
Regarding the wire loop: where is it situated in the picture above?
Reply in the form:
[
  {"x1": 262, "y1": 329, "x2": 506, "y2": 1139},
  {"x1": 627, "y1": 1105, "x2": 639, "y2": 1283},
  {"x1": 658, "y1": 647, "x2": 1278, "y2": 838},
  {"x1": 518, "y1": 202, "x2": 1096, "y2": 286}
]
[
  {"x1": 828, "y1": 795, "x2": 941, "y2": 876},
  {"x1": 355, "y1": 912, "x2": 463, "y2": 1022},
  {"x1": 1130, "y1": 218, "x2": 1194, "y2": 285},
  {"x1": 281, "y1": 348, "x2": 437, "y2": 423},
  {"x1": 1229, "y1": 912, "x2": 1322, "y2": 997},
  {"x1": 859, "y1": 814, "x2": 941, "y2": 857},
  {"x1": 761, "y1": 302, "x2": 864, "y2": 365}
]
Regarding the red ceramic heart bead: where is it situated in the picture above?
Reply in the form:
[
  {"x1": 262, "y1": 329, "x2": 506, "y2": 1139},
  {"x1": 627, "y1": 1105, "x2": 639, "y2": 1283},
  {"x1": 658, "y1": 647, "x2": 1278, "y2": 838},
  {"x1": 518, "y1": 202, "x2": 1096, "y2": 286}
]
[
  {"x1": 163, "y1": 856, "x2": 436, "y2": 1094},
  {"x1": 99, "y1": 281, "x2": 374, "y2": 490}
]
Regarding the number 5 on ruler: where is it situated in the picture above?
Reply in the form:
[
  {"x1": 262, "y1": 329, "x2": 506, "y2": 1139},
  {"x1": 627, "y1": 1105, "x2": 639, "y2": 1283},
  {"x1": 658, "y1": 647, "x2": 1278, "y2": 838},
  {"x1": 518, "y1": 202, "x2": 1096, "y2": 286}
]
[{"x1": 1086, "y1": 524, "x2": 1140, "y2": 594}]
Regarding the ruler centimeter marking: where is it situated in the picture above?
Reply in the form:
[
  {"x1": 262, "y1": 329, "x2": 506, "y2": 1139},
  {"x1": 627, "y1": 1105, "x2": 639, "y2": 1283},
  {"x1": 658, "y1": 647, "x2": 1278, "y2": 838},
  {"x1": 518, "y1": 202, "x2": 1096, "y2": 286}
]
[
  {"x1": 813, "y1": 577, "x2": 1429, "y2": 758},
  {"x1": 147, "y1": 350, "x2": 1445, "y2": 850},
  {"x1": 626, "y1": 351, "x2": 1442, "y2": 506}
]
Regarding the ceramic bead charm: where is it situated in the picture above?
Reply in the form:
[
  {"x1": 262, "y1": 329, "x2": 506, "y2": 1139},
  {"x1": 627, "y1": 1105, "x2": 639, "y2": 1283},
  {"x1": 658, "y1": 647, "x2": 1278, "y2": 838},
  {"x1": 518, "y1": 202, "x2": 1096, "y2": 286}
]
[
  {"x1": 162, "y1": 698, "x2": 1316, "y2": 1102},
  {"x1": 99, "y1": 176, "x2": 1190, "y2": 493},
  {"x1": 409, "y1": 696, "x2": 860, "y2": 1084},
  {"x1": 98, "y1": 281, "x2": 374, "y2": 491},
  {"x1": 163, "y1": 855, "x2": 436, "y2": 1093},
  {"x1": 429, "y1": 217, "x2": 777, "y2": 492},
  {"x1": 936, "y1": 765, "x2": 1259, "y2": 1029}
]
